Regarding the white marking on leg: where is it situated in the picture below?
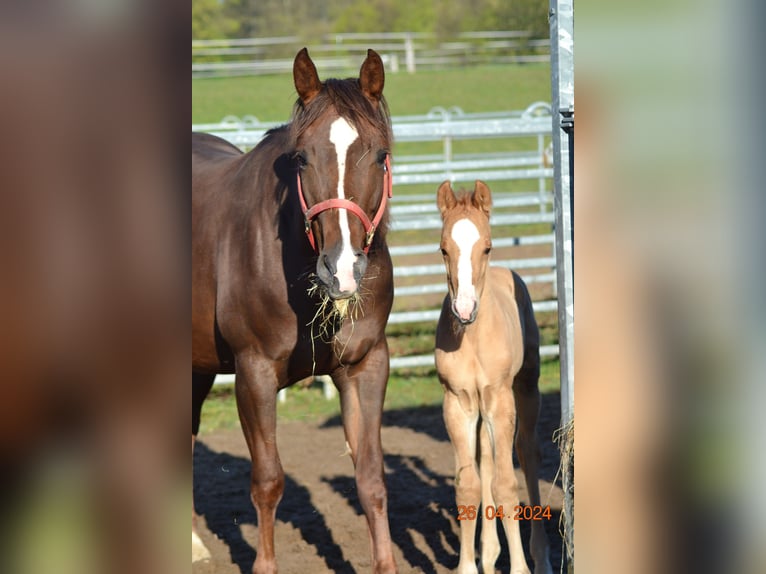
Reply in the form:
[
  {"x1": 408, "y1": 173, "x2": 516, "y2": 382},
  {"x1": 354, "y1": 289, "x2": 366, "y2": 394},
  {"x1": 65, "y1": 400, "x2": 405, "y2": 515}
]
[
  {"x1": 329, "y1": 117, "x2": 359, "y2": 293},
  {"x1": 192, "y1": 530, "x2": 211, "y2": 562},
  {"x1": 451, "y1": 218, "x2": 480, "y2": 320}
]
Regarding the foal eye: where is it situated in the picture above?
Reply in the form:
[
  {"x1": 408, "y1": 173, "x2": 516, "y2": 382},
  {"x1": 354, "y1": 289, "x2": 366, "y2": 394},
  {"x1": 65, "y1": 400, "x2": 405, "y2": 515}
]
[
  {"x1": 484, "y1": 247, "x2": 492, "y2": 255},
  {"x1": 440, "y1": 248, "x2": 448, "y2": 257}
]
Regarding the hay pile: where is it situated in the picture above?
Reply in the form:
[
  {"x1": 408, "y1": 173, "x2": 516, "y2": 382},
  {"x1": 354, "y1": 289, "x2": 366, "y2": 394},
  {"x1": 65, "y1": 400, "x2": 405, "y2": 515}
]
[{"x1": 554, "y1": 418, "x2": 574, "y2": 573}]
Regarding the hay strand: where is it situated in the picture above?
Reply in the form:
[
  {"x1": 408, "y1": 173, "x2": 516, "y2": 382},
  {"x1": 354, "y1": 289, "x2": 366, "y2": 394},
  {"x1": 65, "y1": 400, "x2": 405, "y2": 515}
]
[
  {"x1": 306, "y1": 277, "x2": 364, "y2": 372},
  {"x1": 553, "y1": 418, "x2": 575, "y2": 572}
]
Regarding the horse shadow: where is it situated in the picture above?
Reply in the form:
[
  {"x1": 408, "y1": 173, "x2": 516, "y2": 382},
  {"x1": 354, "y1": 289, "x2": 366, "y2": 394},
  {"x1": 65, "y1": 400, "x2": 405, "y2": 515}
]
[
  {"x1": 322, "y1": 452, "x2": 461, "y2": 573},
  {"x1": 320, "y1": 393, "x2": 564, "y2": 572},
  {"x1": 321, "y1": 390, "x2": 563, "y2": 484},
  {"x1": 193, "y1": 442, "x2": 355, "y2": 574},
  {"x1": 194, "y1": 391, "x2": 563, "y2": 573}
]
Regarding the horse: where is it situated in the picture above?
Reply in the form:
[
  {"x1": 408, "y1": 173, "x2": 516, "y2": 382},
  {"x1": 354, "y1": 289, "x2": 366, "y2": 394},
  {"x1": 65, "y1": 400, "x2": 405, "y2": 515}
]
[
  {"x1": 434, "y1": 181, "x2": 552, "y2": 574},
  {"x1": 192, "y1": 48, "x2": 397, "y2": 574}
]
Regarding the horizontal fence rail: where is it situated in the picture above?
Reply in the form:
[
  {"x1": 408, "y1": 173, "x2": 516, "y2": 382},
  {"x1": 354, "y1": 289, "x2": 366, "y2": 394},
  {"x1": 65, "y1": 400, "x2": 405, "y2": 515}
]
[
  {"x1": 192, "y1": 31, "x2": 550, "y2": 78},
  {"x1": 195, "y1": 103, "x2": 560, "y2": 386}
]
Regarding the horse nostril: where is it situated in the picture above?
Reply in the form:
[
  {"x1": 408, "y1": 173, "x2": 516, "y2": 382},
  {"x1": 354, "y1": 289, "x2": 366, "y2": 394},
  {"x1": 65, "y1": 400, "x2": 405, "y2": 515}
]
[{"x1": 322, "y1": 254, "x2": 336, "y2": 276}]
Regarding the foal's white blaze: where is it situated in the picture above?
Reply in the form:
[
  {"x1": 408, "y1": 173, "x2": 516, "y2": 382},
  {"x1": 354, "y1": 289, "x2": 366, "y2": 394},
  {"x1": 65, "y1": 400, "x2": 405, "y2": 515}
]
[
  {"x1": 451, "y1": 218, "x2": 480, "y2": 320},
  {"x1": 329, "y1": 117, "x2": 360, "y2": 293}
]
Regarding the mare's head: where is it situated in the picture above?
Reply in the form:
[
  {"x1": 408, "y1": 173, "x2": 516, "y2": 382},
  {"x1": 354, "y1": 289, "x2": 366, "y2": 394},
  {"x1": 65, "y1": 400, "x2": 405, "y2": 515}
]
[
  {"x1": 290, "y1": 48, "x2": 393, "y2": 300},
  {"x1": 437, "y1": 180, "x2": 493, "y2": 325}
]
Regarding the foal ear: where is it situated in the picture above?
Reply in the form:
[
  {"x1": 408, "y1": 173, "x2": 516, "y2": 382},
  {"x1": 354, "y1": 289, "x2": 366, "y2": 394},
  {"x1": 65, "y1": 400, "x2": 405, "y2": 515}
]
[
  {"x1": 293, "y1": 47, "x2": 322, "y2": 105},
  {"x1": 359, "y1": 49, "x2": 385, "y2": 104},
  {"x1": 436, "y1": 180, "x2": 457, "y2": 218},
  {"x1": 473, "y1": 180, "x2": 492, "y2": 218}
]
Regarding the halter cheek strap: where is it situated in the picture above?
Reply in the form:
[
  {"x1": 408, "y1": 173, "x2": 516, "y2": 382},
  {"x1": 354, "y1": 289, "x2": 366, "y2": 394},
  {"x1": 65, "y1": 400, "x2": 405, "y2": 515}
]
[{"x1": 297, "y1": 154, "x2": 392, "y2": 254}]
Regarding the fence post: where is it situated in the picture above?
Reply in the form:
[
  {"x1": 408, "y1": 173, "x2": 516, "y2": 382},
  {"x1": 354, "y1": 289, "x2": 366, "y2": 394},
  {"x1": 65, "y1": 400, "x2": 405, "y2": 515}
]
[
  {"x1": 550, "y1": 0, "x2": 574, "y2": 571},
  {"x1": 404, "y1": 33, "x2": 416, "y2": 73}
]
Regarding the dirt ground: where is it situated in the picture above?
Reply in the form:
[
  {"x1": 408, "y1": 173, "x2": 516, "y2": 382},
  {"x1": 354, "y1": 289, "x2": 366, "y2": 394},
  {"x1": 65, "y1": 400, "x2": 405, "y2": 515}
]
[{"x1": 193, "y1": 393, "x2": 564, "y2": 574}]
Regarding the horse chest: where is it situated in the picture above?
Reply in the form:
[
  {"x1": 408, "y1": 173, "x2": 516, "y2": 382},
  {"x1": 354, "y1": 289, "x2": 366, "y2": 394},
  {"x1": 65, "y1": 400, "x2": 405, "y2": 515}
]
[{"x1": 436, "y1": 336, "x2": 513, "y2": 391}]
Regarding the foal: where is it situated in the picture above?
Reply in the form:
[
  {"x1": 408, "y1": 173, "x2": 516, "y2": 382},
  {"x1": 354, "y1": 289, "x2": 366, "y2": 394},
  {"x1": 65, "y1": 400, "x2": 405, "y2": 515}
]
[{"x1": 435, "y1": 181, "x2": 552, "y2": 574}]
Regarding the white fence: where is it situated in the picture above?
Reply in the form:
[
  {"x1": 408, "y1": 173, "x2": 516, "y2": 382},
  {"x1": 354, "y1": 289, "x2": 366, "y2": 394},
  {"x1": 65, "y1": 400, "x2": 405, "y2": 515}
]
[
  {"x1": 192, "y1": 31, "x2": 550, "y2": 78},
  {"x1": 194, "y1": 102, "x2": 558, "y2": 383}
]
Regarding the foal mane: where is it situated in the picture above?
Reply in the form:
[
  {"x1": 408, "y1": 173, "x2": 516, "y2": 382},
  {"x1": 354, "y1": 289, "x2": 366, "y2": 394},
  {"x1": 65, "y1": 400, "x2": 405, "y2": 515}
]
[{"x1": 450, "y1": 189, "x2": 483, "y2": 215}]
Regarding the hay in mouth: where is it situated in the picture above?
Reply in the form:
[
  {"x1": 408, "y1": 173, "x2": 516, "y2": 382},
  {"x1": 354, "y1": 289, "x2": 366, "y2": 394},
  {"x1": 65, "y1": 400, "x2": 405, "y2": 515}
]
[
  {"x1": 306, "y1": 277, "x2": 364, "y2": 372},
  {"x1": 307, "y1": 280, "x2": 362, "y2": 335}
]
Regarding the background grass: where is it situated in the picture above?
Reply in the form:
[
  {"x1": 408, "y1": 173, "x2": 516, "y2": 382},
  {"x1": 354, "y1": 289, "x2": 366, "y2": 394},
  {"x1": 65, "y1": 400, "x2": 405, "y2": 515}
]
[
  {"x1": 193, "y1": 63, "x2": 560, "y2": 433},
  {"x1": 192, "y1": 63, "x2": 550, "y2": 123}
]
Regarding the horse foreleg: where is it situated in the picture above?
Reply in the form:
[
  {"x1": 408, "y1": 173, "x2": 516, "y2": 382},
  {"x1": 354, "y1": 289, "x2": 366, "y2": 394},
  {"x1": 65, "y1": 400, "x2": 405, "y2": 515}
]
[
  {"x1": 338, "y1": 340, "x2": 398, "y2": 574},
  {"x1": 482, "y1": 386, "x2": 530, "y2": 574},
  {"x1": 513, "y1": 371, "x2": 553, "y2": 574},
  {"x1": 478, "y1": 420, "x2": 501, "y2": 573},
  {"x1": 235, "y1": 355, "x2": 284, "y2": 574},
  {"x1": 192, "y1": 372, "x2": 215, "y2": 563},
  {"x1": 443, "y1": 389, "x2": 481, "y2": 574}
]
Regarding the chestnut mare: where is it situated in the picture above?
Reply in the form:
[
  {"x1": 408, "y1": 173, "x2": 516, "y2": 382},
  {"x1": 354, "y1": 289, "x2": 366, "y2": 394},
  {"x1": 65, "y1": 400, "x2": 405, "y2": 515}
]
[
  {"x1": 192, "y1": 49, "x2": 397, "y2": 573},
  {"x1": 434, "y1": 181, "x2": 552, "y2": 574}
]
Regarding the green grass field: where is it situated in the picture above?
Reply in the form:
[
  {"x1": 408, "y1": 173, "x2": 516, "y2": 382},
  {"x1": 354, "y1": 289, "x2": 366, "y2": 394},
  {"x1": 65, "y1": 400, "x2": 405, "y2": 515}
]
[
  {"x1": 192, "y1": 64, "x2": 550, "y2": 123},
  {"x1": 193, "y1": 64, "x2": 560, "y2": 432}
]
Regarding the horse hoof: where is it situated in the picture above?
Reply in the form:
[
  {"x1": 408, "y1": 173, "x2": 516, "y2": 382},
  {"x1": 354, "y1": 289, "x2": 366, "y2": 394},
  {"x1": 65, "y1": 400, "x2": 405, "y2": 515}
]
[{"x1": 192, "y1": 530, "x2": 211, "y2": 562}]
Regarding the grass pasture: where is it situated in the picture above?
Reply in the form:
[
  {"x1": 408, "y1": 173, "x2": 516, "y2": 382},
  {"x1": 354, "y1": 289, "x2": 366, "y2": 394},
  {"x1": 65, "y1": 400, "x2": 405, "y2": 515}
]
[
  {"x1": 193, "y1": 63, "x2": 560, "y2": 431},
  {"x1": 192, "y1": 64, "x2": 551, "y2": 123}
]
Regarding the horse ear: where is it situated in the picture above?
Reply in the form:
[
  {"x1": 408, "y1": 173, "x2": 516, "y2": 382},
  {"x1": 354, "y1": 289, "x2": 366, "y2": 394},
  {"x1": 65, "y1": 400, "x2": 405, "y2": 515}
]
[
  {"x1": 437, "y1": 180, "x2": 456, "y2": 218},
  {"x1": 473, "y1": 180, "x2": 492, "y2": 218},
  {"x1": 293, "y1": 47, "x2": 322, "y2": 105},
  {"x1": 359, "y1": 49, "x2": 385, "y2": 103}
]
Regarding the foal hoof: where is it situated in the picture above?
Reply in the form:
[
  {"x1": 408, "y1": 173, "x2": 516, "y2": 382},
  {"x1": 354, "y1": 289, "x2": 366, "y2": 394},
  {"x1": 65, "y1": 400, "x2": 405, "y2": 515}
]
[{"x1": 192, "y1": 530, "x2": 211, "y2": 562}]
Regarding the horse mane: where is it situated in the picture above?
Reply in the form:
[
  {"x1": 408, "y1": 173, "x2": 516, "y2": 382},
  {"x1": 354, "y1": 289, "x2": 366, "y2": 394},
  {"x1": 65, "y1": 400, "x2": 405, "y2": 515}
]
[{"x1": 289, "y1": 78, "x2": 393, "y2": 147}]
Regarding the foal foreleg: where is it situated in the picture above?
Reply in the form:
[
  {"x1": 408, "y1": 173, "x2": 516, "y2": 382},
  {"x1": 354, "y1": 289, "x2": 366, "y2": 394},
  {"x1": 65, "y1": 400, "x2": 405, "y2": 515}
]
[
  {"x1": 482, "y1": 387, "x2": 530, "y2": 574},
  {"x1": 235, "y1": 355, "x2": 284, "y2": 574},
  {"x1": 478, "y1": 420, "x2": 500, "y2": 573},
  {"x1": 513, "y1": 371, "x2": 552, "y2": 574},
  {"x1": 443, "y1": 390, "x2": 481, "y2": 574}
]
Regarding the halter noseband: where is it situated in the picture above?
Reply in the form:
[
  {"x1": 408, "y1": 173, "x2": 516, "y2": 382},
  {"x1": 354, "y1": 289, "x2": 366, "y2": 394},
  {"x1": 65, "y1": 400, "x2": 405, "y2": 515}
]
[{"x1": 297, "y1": 154, "x2": 392, "y2": 254}]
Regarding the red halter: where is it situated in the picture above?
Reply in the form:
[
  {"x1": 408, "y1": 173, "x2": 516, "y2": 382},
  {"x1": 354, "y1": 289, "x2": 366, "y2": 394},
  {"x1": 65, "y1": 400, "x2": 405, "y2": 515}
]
[{"x1": 297, "y1": 154, "x2": 392, "y2": 254}]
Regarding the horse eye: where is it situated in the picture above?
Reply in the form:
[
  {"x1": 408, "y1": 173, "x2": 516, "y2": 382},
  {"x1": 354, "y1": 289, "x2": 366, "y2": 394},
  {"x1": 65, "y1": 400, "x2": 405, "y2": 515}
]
[
  {"x1": 440, "y1": 248, "x2": 448, "y2": 257},
  {"x1": 484, "y1": 247, "x2": 492, "y2": 255},
  {"x1": 293, "y1": 151, "x2": 308, "y2": 167},
  {"x1": 377, "y1": 150, "x2": 389, "y2": 167}
]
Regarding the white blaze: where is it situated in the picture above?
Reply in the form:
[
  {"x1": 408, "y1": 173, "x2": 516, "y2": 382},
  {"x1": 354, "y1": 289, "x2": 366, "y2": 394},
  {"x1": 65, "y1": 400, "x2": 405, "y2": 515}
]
[
  {"x1": 329, "y1": 117, "x2": 359, "y2": 293},
  {"x1": 451, "y1": 218, "x2": 480, "y2": 320}
]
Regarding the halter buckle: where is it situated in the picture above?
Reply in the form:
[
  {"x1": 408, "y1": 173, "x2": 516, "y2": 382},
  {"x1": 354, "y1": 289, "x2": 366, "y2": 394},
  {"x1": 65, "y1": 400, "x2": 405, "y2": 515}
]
[{"x1": 365, "y1": 226, "x2": 376, "y2": 248}]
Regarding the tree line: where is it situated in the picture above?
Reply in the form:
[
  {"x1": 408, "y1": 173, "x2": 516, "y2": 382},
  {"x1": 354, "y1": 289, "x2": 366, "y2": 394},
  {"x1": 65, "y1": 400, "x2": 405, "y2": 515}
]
[{"x1": 193, "y1": 0, "x2": 550, "y2": 42}]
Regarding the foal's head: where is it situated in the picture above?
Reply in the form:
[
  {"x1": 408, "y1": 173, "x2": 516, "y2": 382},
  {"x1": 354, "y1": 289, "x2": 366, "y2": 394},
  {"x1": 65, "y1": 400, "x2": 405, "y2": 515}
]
[
  {"x1": 290, "y1": 48, "x2": 392, "y2": 300},
  {"x1": 437, "y1": 180, "x2": 493, "y2": 324}
]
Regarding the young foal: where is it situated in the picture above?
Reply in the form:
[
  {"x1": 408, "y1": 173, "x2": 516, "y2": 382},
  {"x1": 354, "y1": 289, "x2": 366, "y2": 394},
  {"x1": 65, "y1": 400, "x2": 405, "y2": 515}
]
[{"x1": 435, "y1": 181, "x2": 552, "y2": 574}]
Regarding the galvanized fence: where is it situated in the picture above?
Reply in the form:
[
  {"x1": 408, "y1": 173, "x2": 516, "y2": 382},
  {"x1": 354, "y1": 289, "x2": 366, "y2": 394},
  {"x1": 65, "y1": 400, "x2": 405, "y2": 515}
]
[
  {"x1": 192, "y1": 31, "x2": 550, "y2": 78},
  {"x1": 194, "y1": 102, "x2": 558, "y2": 385}
]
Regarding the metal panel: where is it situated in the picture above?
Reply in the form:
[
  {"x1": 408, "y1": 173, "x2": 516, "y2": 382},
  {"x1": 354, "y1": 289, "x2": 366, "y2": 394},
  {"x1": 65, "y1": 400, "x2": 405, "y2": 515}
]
[
  {"x1": 550, "y1": 0, "x2": 575, "y2": 569},
  {"x1": 550, "y1": 0, "x2": 574, "y2": 426}
]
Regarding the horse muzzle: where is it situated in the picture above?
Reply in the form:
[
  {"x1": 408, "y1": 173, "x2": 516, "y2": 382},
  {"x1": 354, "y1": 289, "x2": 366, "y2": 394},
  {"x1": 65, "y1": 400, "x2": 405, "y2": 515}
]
[
  {"x1": 316, "y1": 248, "x2": 367, "y2": 299},
  {"x1": 451, "y1": 296, "x2": 478, "y2": 325}
]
